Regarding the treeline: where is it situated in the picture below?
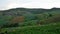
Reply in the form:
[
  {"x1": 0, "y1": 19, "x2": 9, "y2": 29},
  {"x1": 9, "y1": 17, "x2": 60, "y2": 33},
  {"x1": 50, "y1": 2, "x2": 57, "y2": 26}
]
[{"x1": 0, "y1": 8, "x2": 60, "y2": 28}]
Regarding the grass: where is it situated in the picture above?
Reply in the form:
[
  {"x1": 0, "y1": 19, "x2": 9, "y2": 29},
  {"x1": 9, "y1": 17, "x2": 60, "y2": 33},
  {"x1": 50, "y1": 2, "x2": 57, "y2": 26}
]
[{"x1": 0, "y1": 23, "x2": 60, "y2": 34}]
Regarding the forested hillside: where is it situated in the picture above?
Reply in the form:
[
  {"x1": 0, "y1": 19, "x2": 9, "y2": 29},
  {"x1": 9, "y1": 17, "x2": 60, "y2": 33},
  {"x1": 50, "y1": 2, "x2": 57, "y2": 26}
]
[{"x1": 0, "y1": 8, "x2": 60, "y2": 34}]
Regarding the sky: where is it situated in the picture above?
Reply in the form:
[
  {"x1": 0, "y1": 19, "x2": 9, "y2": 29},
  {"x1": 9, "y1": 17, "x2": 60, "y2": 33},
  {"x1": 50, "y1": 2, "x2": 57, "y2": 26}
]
[{"x1": 0, "y1": 0, "x2": 60, "y2": 10}]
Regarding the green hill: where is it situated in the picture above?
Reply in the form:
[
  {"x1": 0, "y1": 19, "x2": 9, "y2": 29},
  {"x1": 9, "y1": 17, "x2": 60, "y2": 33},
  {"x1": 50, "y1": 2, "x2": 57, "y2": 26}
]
[{"x1": 0, "y1": 8, "x2": 60, "y2": 34}]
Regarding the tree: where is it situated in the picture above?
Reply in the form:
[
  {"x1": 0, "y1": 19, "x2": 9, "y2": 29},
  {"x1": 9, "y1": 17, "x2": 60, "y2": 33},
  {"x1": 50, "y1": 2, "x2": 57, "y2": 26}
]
[{"x1": 49, "y1": 14, "x2": 52, "y2": 17}]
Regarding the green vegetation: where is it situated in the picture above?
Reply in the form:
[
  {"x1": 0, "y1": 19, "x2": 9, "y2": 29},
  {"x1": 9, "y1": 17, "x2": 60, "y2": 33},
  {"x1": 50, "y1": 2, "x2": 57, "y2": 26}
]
[
  {"x1": 1, "y1": 23, "x2": 60, "y2": 34},
  {"x1": 0, "y1": 8, "x2": 60, "y2": 34}
]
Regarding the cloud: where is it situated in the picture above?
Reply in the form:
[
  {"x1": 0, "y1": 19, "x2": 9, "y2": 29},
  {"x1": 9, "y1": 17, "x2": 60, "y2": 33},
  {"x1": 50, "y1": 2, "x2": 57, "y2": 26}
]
[
  {"x1": 0, "y1": 0, "x2": 60, "y2": 10},
  {"x1": 20, "y1": 0, "x2": 60, "y2": 9}
]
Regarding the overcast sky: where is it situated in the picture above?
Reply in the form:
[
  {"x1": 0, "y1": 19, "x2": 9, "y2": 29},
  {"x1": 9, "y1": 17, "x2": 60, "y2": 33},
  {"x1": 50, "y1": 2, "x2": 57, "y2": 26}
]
[{"x1": 0, "y1": 0, "x2": 60, "y2": 10}]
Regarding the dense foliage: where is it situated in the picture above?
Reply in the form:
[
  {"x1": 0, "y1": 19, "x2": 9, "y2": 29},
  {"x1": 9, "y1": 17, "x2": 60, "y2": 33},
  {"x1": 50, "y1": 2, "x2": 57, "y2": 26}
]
[{"x1": 0, "y1": 8, "x2": 60, "y2": 34}]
